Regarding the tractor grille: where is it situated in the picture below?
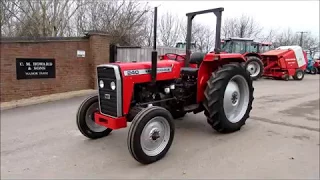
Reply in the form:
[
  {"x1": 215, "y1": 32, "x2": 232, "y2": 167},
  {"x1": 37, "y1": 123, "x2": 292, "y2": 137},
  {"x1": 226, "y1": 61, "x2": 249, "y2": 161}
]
[{"x1": 97, "y1": 66, "x2": 121, "y2": 117}]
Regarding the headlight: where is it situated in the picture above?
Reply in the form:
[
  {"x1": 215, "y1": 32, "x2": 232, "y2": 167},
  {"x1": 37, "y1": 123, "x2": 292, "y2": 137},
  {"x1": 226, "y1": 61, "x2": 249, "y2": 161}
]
[
  {"x1": 110, "y1": 81, "x2": 116, "y2": 90},
  {"x1": 99, "y1": 80, "x2": 104, "y2": 88}
]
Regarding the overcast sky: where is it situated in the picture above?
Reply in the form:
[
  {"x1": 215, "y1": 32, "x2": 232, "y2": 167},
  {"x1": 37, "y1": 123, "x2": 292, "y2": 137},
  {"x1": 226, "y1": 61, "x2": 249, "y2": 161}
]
[{"x1": 148, "y1": 0, "x2": 319, "y2": 38}]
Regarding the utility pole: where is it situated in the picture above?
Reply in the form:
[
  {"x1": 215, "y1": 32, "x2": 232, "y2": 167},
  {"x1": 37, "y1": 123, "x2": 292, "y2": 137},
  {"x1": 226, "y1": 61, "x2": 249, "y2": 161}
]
[{"x1": 297, "y1": 31, "x2": 308, "y2": 48}]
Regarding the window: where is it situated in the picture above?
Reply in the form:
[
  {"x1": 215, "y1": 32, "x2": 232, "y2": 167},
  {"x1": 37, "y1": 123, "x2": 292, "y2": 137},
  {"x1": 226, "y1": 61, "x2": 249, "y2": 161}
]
[
  {"x1": 232, "y1": 41, "x2": 246, "y2": 54},
  {"x1": 222, "y1": 41, "x2": 232, "y2": 53}
]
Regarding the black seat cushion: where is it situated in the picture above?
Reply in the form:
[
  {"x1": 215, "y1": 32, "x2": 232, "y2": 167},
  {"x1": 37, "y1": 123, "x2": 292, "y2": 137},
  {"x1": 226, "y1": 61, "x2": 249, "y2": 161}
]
[
  {"x1": 189, "y1": 52, "x2": 206, "y2": 65},
  {"x1": 181, "y1": 67, "x2": 199, "y2": 76}
]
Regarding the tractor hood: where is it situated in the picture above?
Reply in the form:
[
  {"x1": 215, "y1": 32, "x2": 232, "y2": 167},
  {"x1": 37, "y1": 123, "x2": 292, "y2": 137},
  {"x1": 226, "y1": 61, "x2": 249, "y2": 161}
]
[{"x1": 111, "y1": 60, "x2": 181, "y2": 79}]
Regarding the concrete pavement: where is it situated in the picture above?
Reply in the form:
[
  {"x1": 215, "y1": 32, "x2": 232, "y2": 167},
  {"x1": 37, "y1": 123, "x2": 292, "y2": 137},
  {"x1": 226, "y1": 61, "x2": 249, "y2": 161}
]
[
  {"x1": 0, "y1": 89, "x2": 97, "y2": 111},
  {"x1": 1, "y1": 75, "x2": 319, "y2": 179}
]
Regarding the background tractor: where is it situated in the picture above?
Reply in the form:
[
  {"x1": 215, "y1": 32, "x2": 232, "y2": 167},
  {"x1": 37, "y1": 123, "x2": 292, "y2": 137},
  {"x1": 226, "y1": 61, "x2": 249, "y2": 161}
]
[
  {"x1": 221, "y1": 37, "x2": 274, "y2": 80},
  {"x1": 305, "y1": 51, "x2": 318, "y2": 74},
  {"x1": 314, "y1": 51, "x2": 320, "y2": 73},
  {"x1": 76, "y1": 7, "x2": 254, "y2": 164},
  {"x1": 175, "y1": 41, "x2": 197, "y2": 51}
]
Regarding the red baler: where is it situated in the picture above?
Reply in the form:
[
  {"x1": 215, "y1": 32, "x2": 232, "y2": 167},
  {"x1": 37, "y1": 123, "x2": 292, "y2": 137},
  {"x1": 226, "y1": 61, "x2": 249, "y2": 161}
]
[{"x1": 260, "y1": 46, "x2": 307, "y2": 81}]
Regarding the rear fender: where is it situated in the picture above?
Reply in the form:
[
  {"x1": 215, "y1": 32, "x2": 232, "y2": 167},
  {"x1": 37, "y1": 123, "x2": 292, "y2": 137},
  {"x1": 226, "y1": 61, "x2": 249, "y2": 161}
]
[{"x1": 196, "y1": 57, "x2": 245, "y2": 103}]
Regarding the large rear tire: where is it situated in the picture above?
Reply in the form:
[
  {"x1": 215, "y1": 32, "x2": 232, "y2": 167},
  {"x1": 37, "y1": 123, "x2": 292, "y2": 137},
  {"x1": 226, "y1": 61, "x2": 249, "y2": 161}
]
[
  {"x1": 203, "y1": 63, "x2": 254, "y2": 133},
  {"x1": 127, "y1": 106, "x2": 175, "y2": 164},
  {"x1": 244, "y1": 56, "x2": 264, "y2": 80},
  {"x1": 76, "y1": 95, "x2": 112, "y2": 139}
]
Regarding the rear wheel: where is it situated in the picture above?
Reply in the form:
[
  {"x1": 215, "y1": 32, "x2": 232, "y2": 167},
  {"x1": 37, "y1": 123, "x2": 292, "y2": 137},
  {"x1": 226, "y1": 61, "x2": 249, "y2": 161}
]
[
  {"x1": 311, "y1": 67, "x2": 318, "y2": 74},
  {"x1": 127, "y1": 106, "x2": 175, "y2": 164},
  {"x1": 203, "y1": 63, "x2": 254, "y2": 133},
  {"x1": 76, "y1": 95, "x2": 112, "y2": 139},
  {"x1": 244, "y1": 56, "x2": 264, "y2": 80},
  {"x1": 293, "y1": 69, "x2": 304, "y2": 80}
]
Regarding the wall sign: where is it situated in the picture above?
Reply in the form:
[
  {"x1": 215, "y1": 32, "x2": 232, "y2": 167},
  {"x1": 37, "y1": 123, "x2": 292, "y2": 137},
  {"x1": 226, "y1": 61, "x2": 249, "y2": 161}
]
[
  {"x1": 77, "y1": 50, "x2": 85, "y2": 57},
  {"x1": 16, "y1": 58, "x2": 56, "y2": 80}
]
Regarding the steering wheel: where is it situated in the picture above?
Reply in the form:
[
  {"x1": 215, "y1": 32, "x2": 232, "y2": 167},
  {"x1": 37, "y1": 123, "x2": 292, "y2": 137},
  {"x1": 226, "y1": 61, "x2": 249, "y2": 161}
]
[{"x1": 164, "y1": 53, "x2": 185, "y2": 61}]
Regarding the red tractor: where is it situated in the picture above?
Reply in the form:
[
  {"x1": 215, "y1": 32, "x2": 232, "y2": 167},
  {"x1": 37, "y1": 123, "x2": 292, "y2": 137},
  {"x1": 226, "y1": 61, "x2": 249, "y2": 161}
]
[
  {"x1": 76, "y1": 7, "x2": 254, "y2": 164},
  {"x1": 221, "y1": 37, "x2": 274, "y2": 80}
]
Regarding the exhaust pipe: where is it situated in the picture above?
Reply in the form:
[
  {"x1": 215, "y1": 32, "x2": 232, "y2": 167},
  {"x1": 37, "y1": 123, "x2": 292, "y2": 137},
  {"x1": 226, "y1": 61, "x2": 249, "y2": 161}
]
[{"x1": 151, "y1": 6, "x2": 158, "y2": 83}]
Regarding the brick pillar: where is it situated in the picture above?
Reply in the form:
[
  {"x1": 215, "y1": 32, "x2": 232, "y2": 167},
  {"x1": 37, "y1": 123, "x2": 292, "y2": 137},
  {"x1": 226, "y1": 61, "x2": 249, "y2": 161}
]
[{"x1": 88, "y1": 32, "x2": 111, "y2": 89}]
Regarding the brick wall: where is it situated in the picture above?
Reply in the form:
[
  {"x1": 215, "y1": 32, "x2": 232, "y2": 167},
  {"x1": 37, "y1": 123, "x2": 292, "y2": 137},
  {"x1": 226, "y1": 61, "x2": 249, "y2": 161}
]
[{"x1": 0, "y1": 33, "x2": 111, "y2": 102}]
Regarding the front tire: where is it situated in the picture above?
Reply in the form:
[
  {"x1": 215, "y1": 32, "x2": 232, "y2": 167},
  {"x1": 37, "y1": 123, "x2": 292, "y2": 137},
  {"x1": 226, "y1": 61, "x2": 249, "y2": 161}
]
[
  {"x1": 76, "y1": 95, "x2": 112, "y2": 139},
  {"x1": 127, "y1": 106, "x2": 175, "y2": 164},
  {"x1": 203, "y1": 63, "x2": 254, "y2": 133},
  {"x1": 244, "y1": 56, "x2": 264, "y2": 80}
]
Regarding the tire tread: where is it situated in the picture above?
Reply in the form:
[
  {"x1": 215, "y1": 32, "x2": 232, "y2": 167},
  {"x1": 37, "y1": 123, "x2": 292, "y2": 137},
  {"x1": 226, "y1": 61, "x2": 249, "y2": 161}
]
[{"x1": 203, "y1": 63, "x2": 254, "y2": 133}]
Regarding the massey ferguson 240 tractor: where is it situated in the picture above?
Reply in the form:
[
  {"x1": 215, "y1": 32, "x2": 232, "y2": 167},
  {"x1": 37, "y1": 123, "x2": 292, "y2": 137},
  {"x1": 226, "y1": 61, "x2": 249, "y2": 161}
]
[{"x1": 76, "y1": 7, "x2": 254, "y2": 164}]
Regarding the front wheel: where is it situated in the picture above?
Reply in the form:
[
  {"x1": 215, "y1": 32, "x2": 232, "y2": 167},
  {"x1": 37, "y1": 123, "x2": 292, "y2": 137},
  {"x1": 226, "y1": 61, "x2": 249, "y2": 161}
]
[
  {"x1": 76, "y1": 95, "x2": 112, "y2": 139},
  {"x1": 203, "y1": 63, "x2": 254, "y2": 133},
  {"x1": 127, "y1": 106, "x2": 175, "y2": 164}
]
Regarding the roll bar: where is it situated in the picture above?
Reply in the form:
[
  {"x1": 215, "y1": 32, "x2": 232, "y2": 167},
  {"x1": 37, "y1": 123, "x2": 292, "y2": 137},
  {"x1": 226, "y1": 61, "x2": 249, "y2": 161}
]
[{"x1": 185, "y1": 7, "x2": 224, "y2": 67}]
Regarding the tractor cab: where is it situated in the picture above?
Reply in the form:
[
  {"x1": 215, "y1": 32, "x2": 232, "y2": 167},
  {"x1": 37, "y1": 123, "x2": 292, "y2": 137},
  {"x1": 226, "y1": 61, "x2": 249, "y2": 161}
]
[
  {"x1": 259, "y1": 42, "x2": 274, "y2": 53},
  {"x1": 221, "y1": 37, "x2": 257, "y2": 54},
  {"x1": 221, "y1": 38, "x2": 274, "y2": 54}
]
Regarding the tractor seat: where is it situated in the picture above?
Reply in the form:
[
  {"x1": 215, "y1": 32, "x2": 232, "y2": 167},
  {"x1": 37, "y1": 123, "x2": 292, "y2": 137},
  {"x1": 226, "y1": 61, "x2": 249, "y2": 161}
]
[
  {"x1": 189, "y1": 52, "x2": 206, "y2": 65},
  {"x1": 181, "y1": 67, "x2": 198, "y2": 76}
]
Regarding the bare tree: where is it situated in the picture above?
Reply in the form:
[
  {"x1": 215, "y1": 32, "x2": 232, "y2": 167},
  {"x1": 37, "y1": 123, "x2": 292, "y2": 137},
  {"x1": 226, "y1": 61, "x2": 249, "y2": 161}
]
[
  {"x1": 75, "y1": 0, "x2": 151, "y2": 46},
  {"x1": 1, "y1": 0, "x2": 152, "y2": 46},
  {"x1": 1, "y1": 0, "x2": 89, "y2": 37},
  {"x1": 300, "y1": 33, "x2": 319, "y2": 50},
  {"x1": 140, "y1": 10, "x2": 154, "y2": 46},
  {"x1": 222, "y1": 17, "x2": 237, "y2": 39},
  {"x1": 273, "y1": 28, "x2": 299, "y2": 47},
  {"x1": 158, "y1": 11, "x2": 182, "y2": 47},
  {"x1": 257, "y1": 28, "x2": 279, "y2": 43},
  {"x1": 178, "y1": 20, "x2": 215, "y2": 52},
  {"x1": 193, "y1": 24, "x2": 215, "y2": 52},
  {"x1": 222, "y1": 14, "x2": 262, "y2": 39}
]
